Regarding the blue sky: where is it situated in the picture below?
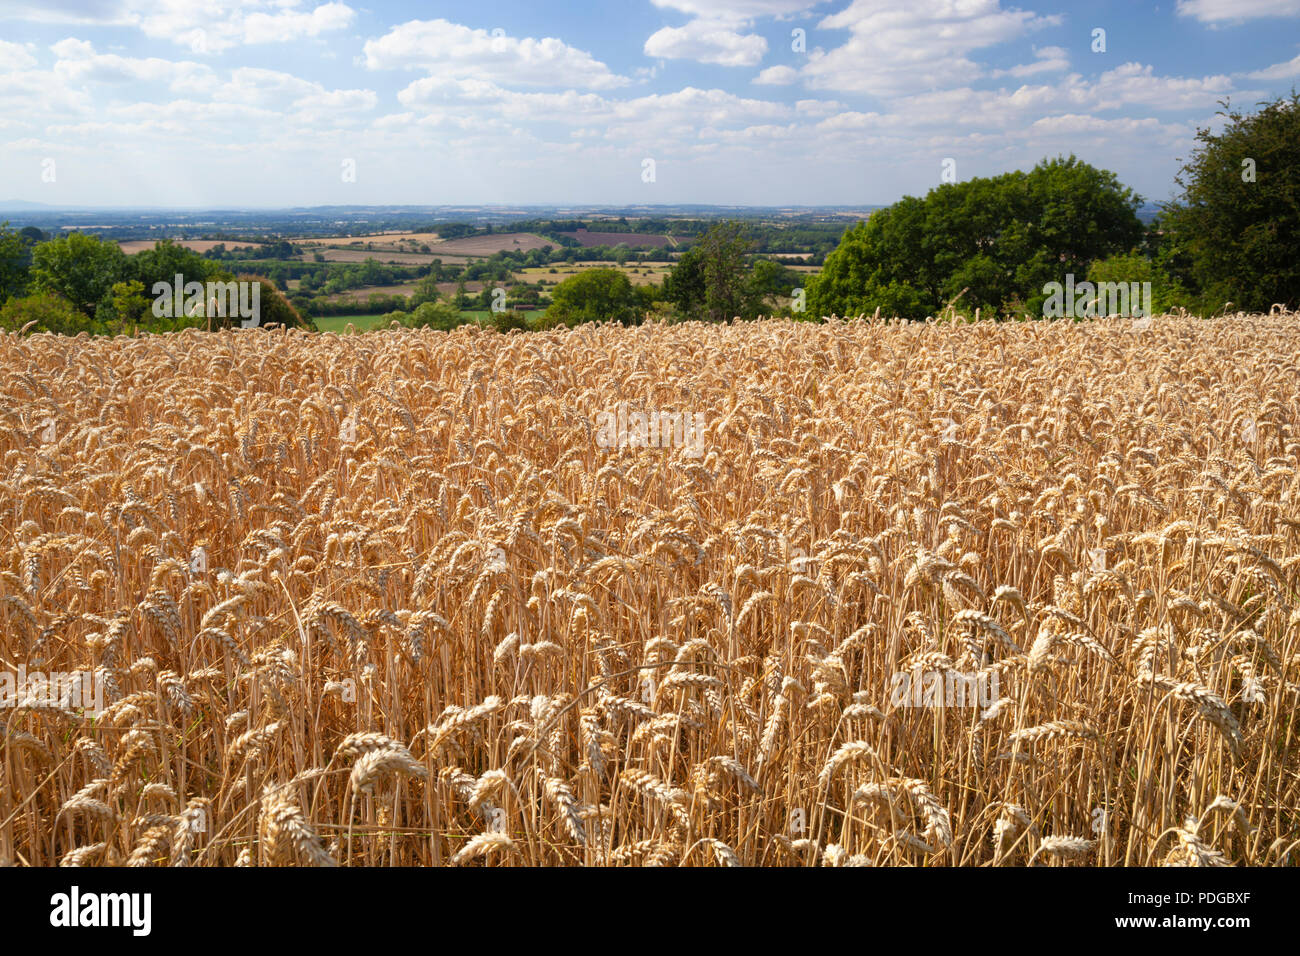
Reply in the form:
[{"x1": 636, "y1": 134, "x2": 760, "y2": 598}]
[{"x1": 0, "y1": 0, "x2": 1297, "y2": 208}]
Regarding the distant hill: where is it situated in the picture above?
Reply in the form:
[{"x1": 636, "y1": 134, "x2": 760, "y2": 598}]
[{"x1": 0, "y1": 200, "x2": 60, "y2": 211}]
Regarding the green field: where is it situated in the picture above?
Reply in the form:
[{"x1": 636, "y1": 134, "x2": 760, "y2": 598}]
[
  {"x1": 313, "y1": 310, "x2": 546, "y2": 333},
  {"x1": 313, "y1": 314, "x2": 398, "y2": 333},
  {"x1": 456, "y1": 309, "x2": 546, "y2": 324}
]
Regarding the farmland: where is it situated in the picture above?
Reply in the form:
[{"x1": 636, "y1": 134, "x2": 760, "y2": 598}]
[
  {"x1": 559, "y1": 229, "x2": 674, "y2": 249},
  {"x1": 1, "y1": 313, "x2": 1296, "y2": 866}
]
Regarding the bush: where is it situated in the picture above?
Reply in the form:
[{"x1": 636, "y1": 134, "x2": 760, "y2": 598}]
[
  {"x1": 1086, "y1": 253, "x2": 1187, "y2": 316},
  {"x1": 405, "y1": 299, "x2": 467, "y2": 332},
  {"x1": 235, "y1": 275, "x2": 314, "y2": 330},
  {"x1": 0, "y1": 292, "x2": 84, "y2": 334},
  {"x1": 490, "y1": 310, "x2": 530, "y2": 333},
  {"x1": 544, "y1": 268, "x2": 642, "y2": 325}
]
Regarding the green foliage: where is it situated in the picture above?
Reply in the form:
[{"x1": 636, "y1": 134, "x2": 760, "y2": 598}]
[
  {"x1": 490, "y1": 310, "x2": 531, "y2": 333},
  {"x1": 1160, "y1": 92, "x2": 1300, "y2": 312},
  {"x1": 130, "y1": 239, "x2": 223, "y2": 299},
  {"x1": 410, "y1": 274, "x2": 444, "y2": 306},
  {"x1": 807, "y1": 155, "x2": 1144, "y2": 319},
  {"x1": 665, "y1": 223, "x2": 813, "y2": 320},
  {"x1": 0, "y1": 292, "x2": 84, "y2": 334},
  {"x1": 31, "y1": 232, "x2": 127, "y2": 316},
  {"x1": 0, "y1": 222, "x2": 33, "y2": 302},
  {"x1": 108, "y1": 280, "x2": 150, "y2": 328},
  {"x1": 1085, "y1": 253, "x2": 1187, "y2": 316},
  {"x1": 689, "y1": 222, "x2": 756, "y2": 321},
  {"x1": 663, "y1": 246, "x2": 707, "y2": 319},
  {"x1": 241, "y1": 275, "x2": 314, "y2": 330},
  {"x1": 404, "y1": 298, "x2": 468, "y2": 332},
  {"x1": 544, "y1": 268, "x2": 644, "y2": 326}
]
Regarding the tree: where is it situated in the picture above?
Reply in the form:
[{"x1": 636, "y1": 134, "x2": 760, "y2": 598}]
[
  {"x1": 696, "y1": 221, "x2": 755, "y2": 321},
  {"x1": 30, "y1": 232, "x2": 127, "y2": 316},
  {"x1": 664, "y1": 246, "x2": 706, "y2": 319},
  {"x1": 807, "y1": 156, "x2": 1144, "y2": 319},
  {"x1": 663, "y1": 221, "x2": 761, "y2": 321},
  {"x1": 128, "y1": 238, "x2": 218, "y2": 290},
  {"x1": 544, "y1": 268, "x2": 643, "y2": 325},
  {"x1": 240, "y1": 275, "x2": 314, "y2": 330},
  {"x1": 1086, "y1": 253, "x2": 1186, "y2": 316},
  {"x1": 0, "y1": 221, "x2": 31, "y2": 303},
  {"x1": 405, "y1": 298, "x2": 467, "y2": 332},
  {"x1": 410, "y1": 273, "x2": 444, "y2": 306},
  {"x1": 108, "y1": 280, "x2": 150, "y2": 330},
  {"x1": 1160, "y1": 92, "x2": 1300, "y2": 312}
]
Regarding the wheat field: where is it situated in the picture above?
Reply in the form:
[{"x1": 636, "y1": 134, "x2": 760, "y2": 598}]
[{"x1": 2, "y1": 313, "x2": 1298, "y2": 867}]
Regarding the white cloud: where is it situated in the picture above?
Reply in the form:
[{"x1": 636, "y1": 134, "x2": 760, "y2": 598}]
[
  {"x1": 209, "y1": 67, "x2": 375, "y2": 120},
  {"x1": 1247, "y1": 52, "x2": 1300, "y2": 79},
  {"x1": 241, "y1": 3, "x2": 355, "y2": 44},
  {"x1": 650, "y1": 0, "x2": 817, "y2": 19},
  {"x1": 0, "y1": 40, "x2": 38, "y2": 71},
  {"x1": 143, "y1": 1, "x2": 354, "y2": 52},
  {"x1": 1085, "y1": 62, "x2": 1237, "y2": 111},
  {"x1": 364, "y1": 19, "x2": 628, "y2": 89},
  {"x1": 754, "y1": 64, "x2": 798, "y2": 85},
  {"x1": 10, "y1": 1, "x2": 358, "y2": 51},
  {"x1": 992, "y1": 45, "x2": 1069, "y2": 78},
  {"x1": 1177, "y1": 0, "x2": 1300, "y2": 23},
  {"x1": 795, "y1": 0, "x2": 1060, "y2": 96},
  {"x1": 51, "y1": 38, "x2": 215, "y2": 94},
  {"x1": 645, "y1": 20, "x2": 768, "y2": 66}
]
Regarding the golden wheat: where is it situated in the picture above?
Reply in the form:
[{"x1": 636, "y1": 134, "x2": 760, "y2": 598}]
[{"x1": 1, "y1": 312, "x2": 1299, "y2": 866}]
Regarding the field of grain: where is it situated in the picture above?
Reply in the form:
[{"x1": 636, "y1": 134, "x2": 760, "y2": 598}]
[
  {"x1": 302, "y1": 248, "x2": 463, "y2": 266},
  {"x1": 2, "y1": 314, "x2": 1298, "y2": 867},
  {"x1": 117, "y1": 240, "x2": 241, "y2": 254},
  {"x1": 427, "y1": 232, "x2": 555, "y2": 256},
  {"x1": 519, "y1": 263, "x2": 673, "y2": 286},
  {"x1": 295, "y1": 232, "x2": 444, "y2": 247},
  {"x1": 558, "y1": 229, "x2": 673, "y2": 249}
]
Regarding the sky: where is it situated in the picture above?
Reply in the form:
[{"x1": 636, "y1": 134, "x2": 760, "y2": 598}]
[{"x1": 0, "y1": 0, "x2": 1298, "y2": 208}]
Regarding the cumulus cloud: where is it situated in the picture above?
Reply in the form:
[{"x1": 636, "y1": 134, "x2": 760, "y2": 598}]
[
  {"x1": 791, "y1": 0, "x2": 1061, "y2": 96},
  {"x1": 8, "y1": 0, "x2": 357, "y2": 51},
  {"x1": 649, "y1": 0, "x2": 818, "y2": 18},
  {"x1": 754, "y1": 64, "x2": 799, "y2": 84},
  {"x1": 1177, "y1": 0, "x2": 1300, "y2": 23},
  {"x1": 51, "y1": 38, "x2": 215, "y2": 94},
  {"x1": 1247, "y1": 52, "x2": 1300, "y2": 79},
  {"x1": 364, "y1": 19, "x2": 629, "y2": 89},
  {"x1": 0, "y1": 40, "x2": 38, "y2": 71},
  {"x1": 645, "y1": 20, "x2": 768, "y2": 67},
  {"x1": 992, "y1": 45, "x2": 1069, "y2": 78}
]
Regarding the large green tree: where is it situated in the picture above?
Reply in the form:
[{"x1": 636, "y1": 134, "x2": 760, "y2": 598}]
[
  {"x1": 665, "y1": 221, "x2": 766, "y2": 321},
  {"x1": 807, "y1": 155, "x2": 1144, "y2": 319},
  {"x1": 31, "y1": 232, "x2": 127, "y2": 316},
  {"x1": 544, "y1": 268, "x2": 646, "y2": 325},
  {"x1": 0, "y1": 222, "x2": 31, "y2": 303},
  {"x1": 129, "y1": 239, "x2": 223, "y2": 303},
  {"x1": 1160, "y1": 92, "x2": 1300, "y2": 312}
]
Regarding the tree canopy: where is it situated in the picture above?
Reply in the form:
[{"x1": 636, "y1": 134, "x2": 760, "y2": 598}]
[
  {"x1": 807, "y1": 155, "x2": 1144, "y2": 319},
  {"x1": 544, "y1": 268, "x2": 647, "y2": 326},
  {"x1": 1158, "y1": 92, "x2": 1300, "y2": 312}
]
